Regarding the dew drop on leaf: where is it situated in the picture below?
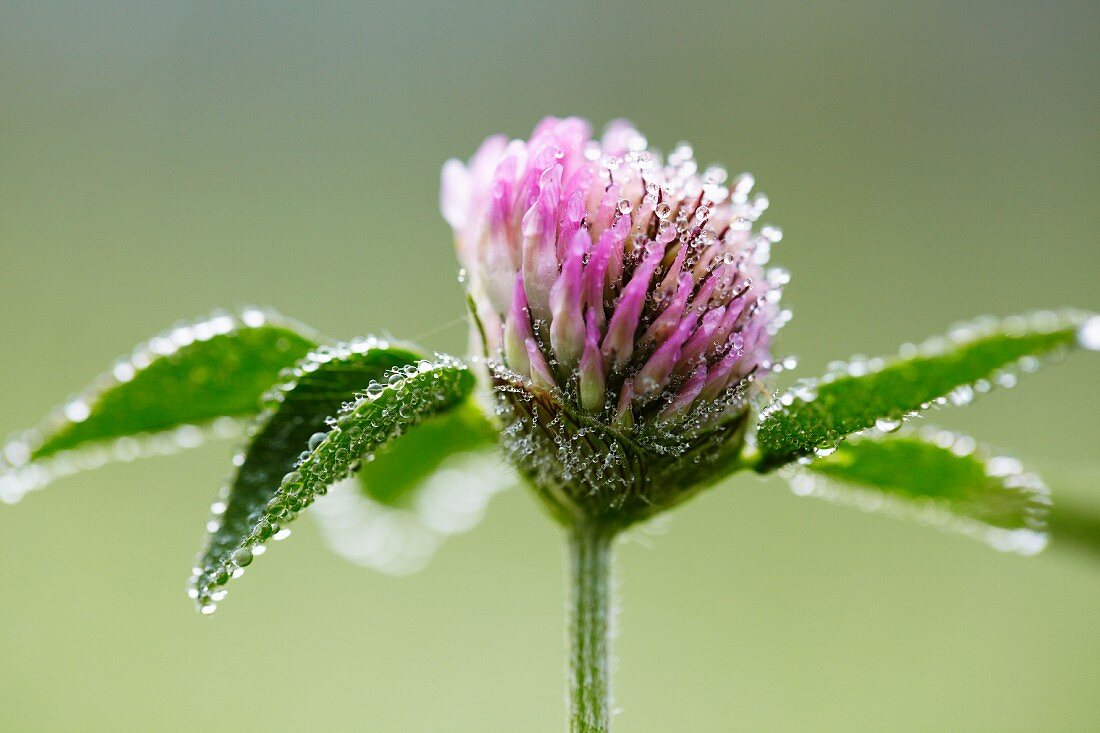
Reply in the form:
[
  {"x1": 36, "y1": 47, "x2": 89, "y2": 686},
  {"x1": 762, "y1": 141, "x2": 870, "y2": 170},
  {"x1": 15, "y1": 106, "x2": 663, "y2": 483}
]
[
  {"x1": 875, "y1": 417, "x2": 903, "y2": 433},
  {"x1": 1079, "y1": 315, "x2": 1100, "y2": 351},
  {"x1": 230, "y1": 547, "x2": 253, "y2": 567},
  {"x1": 307, "y1": 432, "x2": 327, "y2": 452}
]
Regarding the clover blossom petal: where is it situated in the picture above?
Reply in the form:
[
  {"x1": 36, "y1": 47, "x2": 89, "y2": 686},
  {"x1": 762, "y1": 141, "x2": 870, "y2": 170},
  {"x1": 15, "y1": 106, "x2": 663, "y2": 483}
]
[{"x1": 442, "y1": 117, "x2": 789, "y2": 523}]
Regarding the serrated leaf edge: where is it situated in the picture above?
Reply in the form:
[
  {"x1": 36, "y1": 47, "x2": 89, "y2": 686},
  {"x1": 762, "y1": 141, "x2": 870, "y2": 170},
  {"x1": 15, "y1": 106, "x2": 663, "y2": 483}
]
[
  {"x1": 191, "y1": 353, "x2": 474, "y2": 612},
  {"x1": 754, "y1": 309, "x2": 1096, "y2": 466},
  {"x1": 784, "y1": 425, "x2": 1051, "y2": 556},
  {"x1": 0, "y1": 307, "x2": 314, "y2": 504}
]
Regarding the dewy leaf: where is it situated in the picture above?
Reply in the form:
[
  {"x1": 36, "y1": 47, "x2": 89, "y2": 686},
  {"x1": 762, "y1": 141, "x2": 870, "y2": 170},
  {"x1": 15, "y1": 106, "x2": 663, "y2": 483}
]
[
  {"x1": 192, "y1": 338, "x2": 423, "y2": 607},
  {"x1": 312, "y1": 405, "x2": 511, "y2": 576},
  {"x1": 788, "y1": 427, "x2": 1050, "y2": 555},
  {"x1": 755, "y1": 310, "x2": 1098, "y2": 469},
  {"x1": 192, "y1": 350, "x2": 476, "y2": 612},
  {"x1": 356, "y1": 400, "x2": 497, "y2": 506},
  {"x1": 0, "y1": 309, "x2": 316, "y2": 504}
]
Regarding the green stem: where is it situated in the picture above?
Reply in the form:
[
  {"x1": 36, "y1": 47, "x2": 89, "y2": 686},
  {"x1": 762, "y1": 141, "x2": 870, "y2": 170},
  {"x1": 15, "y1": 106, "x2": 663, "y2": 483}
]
[{"x1": 567, "y1": 524, "x2": 615, "y2": 733}]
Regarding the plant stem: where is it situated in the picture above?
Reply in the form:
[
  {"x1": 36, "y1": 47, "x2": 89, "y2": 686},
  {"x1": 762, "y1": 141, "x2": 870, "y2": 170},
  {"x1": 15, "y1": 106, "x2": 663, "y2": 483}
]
[{"x1": 567, "y1": 523, "x2": 615, "y2": 733}]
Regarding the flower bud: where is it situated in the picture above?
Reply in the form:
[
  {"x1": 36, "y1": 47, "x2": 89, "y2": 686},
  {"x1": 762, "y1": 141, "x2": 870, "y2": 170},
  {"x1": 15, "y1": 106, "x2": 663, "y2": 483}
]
[{"x1": 442, "y1": 117, "x2": 787, "y2": 527}]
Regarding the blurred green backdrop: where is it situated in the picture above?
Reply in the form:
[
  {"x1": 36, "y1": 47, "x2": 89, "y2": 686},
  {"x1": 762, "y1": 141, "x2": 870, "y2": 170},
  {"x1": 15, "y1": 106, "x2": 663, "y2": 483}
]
[{"x1": 2, "y1": 1, "x2": 1098, "y2": 731}]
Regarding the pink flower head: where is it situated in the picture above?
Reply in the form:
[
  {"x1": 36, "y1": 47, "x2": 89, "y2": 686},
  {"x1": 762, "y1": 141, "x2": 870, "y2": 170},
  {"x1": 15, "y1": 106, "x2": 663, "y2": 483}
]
[{"x1": 442, "y1": 117, "x2": 786, "y2": 432}]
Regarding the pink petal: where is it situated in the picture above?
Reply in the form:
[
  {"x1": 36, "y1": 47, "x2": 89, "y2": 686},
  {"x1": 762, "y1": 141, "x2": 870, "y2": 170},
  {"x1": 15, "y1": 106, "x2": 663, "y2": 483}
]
[
  {"x1": 549, "y1": 229, "x2": 587, "y2": 369},
  {"x1": 521, "y1": 165, "x2": 563, "y2": 321},
  {"x1": 601, "y1": 243, "x2": 663, "y2": 369},
  {"x1": 698, "y1": 346, "x2": 743, "y2": 403},
  {"x1": 440, "y1": 158, "x2": 471, "y2": 232},
  {"x1": 675, "y1": 306, "x2": 725, "y2": 374},
  {"x1": 591, "y1": 184, "x2": 620, "y2": 239},
  {"x1": 614, "y1": 377, "x2": 635, "y2": 429},
  {"x1": 640, "y1": 273, "x2": 692, "y2": 347},
  {"x1": 582, "y1": 215, "x2": 629, "y2": 323},
  {"x1": 557, "y1": 189, "x2": 587, "y2": 259},
  {"x1": 504, "y1": 273, "x2": 534, "y2": 376},
  {"x1": 633, "y1": 311, "x2": 697, "y2": 400},
  {"x1": 526, "y1": 337, "x2": 557, "y2": 389},
  {"x1": 600, "y1": 119, "x2": 643, "y2": 156},
  {"x1": 659, "y1": 365, "x2": 708, "y2": 421},
  {"x1": 578, "y1": 308, "x2": 606, "y2": 413}
]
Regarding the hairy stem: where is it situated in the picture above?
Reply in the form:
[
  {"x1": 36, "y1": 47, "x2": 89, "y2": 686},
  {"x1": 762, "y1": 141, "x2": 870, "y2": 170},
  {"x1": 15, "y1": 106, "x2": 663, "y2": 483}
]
[{"x1": 568, "y1": 523, "x2": 615, "y2": 733}]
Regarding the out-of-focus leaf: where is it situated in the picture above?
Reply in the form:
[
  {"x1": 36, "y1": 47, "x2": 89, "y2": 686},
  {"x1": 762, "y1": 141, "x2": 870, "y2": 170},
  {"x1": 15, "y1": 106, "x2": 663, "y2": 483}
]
[
  {"x1": 313, "y1": 445, "x2": 513, "y2": 576},
  {"x1": 307, "y1": 400, "x2": 503, "y2": 575},
  {"x1": 789, "y1": 427, "x2": 1049, "y2": 555},
  {"x1": 192, "y1": 351, "x2": 476, "y2": 612},
  {"x1": 755, "y1": 311, "x2": 1097, "y2": 470},
  {"x1": 357, "y1": 400, "x2": 497, "y2": 506},
  {"x1": 0, "y1": 309, "x2": 316, "y2": 503},
  {"x1": 192, "y1": 338, "x2": 422, "y2": 604}
]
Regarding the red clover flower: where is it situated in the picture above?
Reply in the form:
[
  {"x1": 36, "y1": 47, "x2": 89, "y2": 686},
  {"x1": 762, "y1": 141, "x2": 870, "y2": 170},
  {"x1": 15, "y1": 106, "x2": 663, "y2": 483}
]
[{"x1": 442, "y1": 117, "x2": 789, "y2": 526}]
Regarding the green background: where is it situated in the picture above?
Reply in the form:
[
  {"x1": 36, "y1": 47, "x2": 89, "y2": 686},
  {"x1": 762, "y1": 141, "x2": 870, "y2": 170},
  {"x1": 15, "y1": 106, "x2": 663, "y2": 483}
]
[{"x1": 2, "y1": 2, "x2": 1098, "y2": 730}]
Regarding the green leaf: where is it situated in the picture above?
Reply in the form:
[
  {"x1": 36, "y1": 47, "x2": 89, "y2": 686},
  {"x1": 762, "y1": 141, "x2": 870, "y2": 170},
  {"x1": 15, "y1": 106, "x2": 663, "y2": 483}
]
[
  {"x1": 357, "y1": 399, "x2": 497, "y2": 506},
  {"x1": 0, "y1": 309, "x2": 316, "y2": 503},
  {"x1": 755, "y1": 310, "x2": 1098, "y2": 470},
  {"x1": 192, "y1": 349, "x2": 476, "y2": 612},
  {"x1": 312, "y1": 411, "x2": 510, "y2": 575},
  {"x1": 791, "y1": 427, "x2": 1050, "y2": 555},
  {"x1": 192, "y1": 337, "x2": 423, "y2": 603}
]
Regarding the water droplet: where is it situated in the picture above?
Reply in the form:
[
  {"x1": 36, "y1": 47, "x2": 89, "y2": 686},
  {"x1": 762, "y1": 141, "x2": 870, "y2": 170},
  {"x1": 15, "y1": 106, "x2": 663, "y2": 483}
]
[
  {"x1": 230, "y1": 547, "x2": 253, "y2": 567},
  {"x1": 307, "y1": 432, "x2": 327, "y2": 452},
  {"x1": 112, "y1": 362, "x2": 136, "y2": 383},
  {"x1": 64, "y1": 400, "x2": 91, "y2": 423},
  {"x1": 703, "y1": 166, "x2": 728, "y2": 185},
  {"x1": 1078, "y1": 315, "x2": 1100, "y2": 351},
  {"x1": 875, "y1": 417, "x2": 903, "y2": 433},
  {"x1": 948, "y1": 385, "x2": 974, "y2": 406}
]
